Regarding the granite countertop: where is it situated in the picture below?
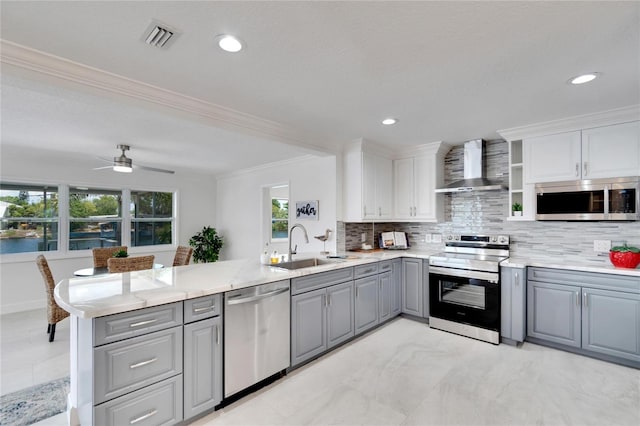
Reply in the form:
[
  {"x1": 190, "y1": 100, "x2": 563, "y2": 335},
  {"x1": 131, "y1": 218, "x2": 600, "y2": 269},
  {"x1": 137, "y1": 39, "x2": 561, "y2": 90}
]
[
  {"x1": 502, "y1": 257, "x2": 640, "y2": 277},
  {"x1": 55, "y1": 248, "x2": 638, "y2": 319},
  {"x1": 54, "y1": 250, "x2": 439, "y2": 319}
]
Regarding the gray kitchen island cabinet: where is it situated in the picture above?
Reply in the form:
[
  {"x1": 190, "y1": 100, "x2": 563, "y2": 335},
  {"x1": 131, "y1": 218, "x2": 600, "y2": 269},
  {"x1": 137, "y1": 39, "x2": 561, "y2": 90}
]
[
  {"x1": 391, "y1": 259, "x2": 402, "y2": 316},
  {"x1": 402, "y1": 258, "x2": 423, "y2": 316},
  {"x1": 291, "y1": 268, "x2": 355, "y2": 367},
  {"x1": 500, "y1": 265, "x2": 526, "y2": 344},
  {"x1": 527, "y1": 267, "x2": 640, "y2": 367},
  {"x1": 183, "y1": 295, "x2": 223, "y2": 419}
]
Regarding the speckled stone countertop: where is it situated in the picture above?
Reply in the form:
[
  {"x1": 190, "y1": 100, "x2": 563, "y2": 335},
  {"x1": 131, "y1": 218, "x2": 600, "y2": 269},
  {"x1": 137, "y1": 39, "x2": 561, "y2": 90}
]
[
  {"x1": 502, "y1": 257, "x2": 640, "y2": 277},
  {"x1": 55, "y1": 248, "x2": 638, "y2": 319},
  {"x1": 54, "y1": 250, "x2": 440, "y2": 319}
]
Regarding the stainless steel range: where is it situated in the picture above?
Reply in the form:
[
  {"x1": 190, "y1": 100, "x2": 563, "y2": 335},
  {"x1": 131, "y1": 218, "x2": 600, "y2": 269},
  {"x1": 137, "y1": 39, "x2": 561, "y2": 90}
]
[{"x1": 429, "y1": 234, "x2": 510, "y2": 344}]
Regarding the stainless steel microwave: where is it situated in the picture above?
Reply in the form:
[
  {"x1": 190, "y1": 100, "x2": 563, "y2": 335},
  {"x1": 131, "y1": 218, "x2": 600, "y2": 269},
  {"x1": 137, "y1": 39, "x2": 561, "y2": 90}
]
[{"x1": 535, "y1": 177, "x2": 639, "y2": 221}]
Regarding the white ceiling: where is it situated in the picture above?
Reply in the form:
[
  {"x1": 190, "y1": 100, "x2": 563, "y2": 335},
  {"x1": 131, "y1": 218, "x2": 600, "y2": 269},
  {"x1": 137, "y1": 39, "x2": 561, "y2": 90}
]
[{"x1": 1, "y1": 1, "x2": 639, "y2": 175}]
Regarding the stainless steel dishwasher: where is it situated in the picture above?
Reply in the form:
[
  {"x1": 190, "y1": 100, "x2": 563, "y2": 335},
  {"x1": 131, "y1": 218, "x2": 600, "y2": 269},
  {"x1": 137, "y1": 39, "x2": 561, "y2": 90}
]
[{"x1": 224, "y1": 280, "x2": 290, "y2": 398}]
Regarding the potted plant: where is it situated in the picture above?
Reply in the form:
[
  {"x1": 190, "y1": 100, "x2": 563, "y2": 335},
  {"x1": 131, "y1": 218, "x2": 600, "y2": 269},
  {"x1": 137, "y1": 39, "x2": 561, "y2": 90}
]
[
  {"x1": 112, "y1": 249, "x2": 128, "y2": 258},
  {"x1": 609, "y1": 244, "x2": 640, "y2": 269},
  {"x1": 512, "y1": 202, "x2": 523, "y2": 217},
  {"x1": 189, "y1": 226, "x2": 224, "y2": 263}
]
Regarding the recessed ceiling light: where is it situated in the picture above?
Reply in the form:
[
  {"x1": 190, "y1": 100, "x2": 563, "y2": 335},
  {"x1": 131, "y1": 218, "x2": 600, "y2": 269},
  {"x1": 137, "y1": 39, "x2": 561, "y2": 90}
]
[
  {"x1": 569, "y1": 73, "x2": 599, "y2": 85},
  {"x1": 382, "y1": 118, "x2": 398, "y2": 126},
  {"x1": 216, "y1": 35, "x2": 243, "y2": 53}
]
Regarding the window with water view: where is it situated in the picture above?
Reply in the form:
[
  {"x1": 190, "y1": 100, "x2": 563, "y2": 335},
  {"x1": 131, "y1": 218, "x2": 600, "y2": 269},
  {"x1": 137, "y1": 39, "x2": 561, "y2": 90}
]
[
  {"x1": 0, "y1": 184, "x2": 58, "y2": 254},
  {"x1": 68, "y1": 188, "x2": 122, "y2": 251},
  {"x1": 130, "y1": 191, "x2": 173, "y2": 247}
]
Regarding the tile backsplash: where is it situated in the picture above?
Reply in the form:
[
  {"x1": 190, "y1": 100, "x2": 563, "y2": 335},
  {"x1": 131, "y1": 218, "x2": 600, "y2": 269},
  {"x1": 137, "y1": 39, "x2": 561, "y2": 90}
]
[{"x1": 340, "y1": 140, "x2": 640, "y2": 266}]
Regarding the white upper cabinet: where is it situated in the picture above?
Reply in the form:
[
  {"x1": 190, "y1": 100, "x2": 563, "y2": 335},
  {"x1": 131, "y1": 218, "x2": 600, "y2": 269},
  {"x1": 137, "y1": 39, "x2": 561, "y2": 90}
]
[
  {"x1": 524, "y1": 121, "x2": 640, "y2": 183},
  {"x1": 363, "y1": 151, "x2": 393, "y2": 220},
  {"x1": 343, "y1": 140, "x2": 393, "y2": 222},
  {"x1": 581, "y1": 121, "x2": 640, "y2": 179},
  {"x1": 393, "y1": 143, "x2": 447, "y2": 222},
  {"x1": 524, "y1": 131, "x2": 581, "y2": 183}
]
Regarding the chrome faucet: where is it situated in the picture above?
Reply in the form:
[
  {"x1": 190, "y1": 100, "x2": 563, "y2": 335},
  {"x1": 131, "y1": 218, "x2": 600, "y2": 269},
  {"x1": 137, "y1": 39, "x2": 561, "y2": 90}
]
[{"x1": 288, "y1": 223, "x2": 309, "y2": 261}]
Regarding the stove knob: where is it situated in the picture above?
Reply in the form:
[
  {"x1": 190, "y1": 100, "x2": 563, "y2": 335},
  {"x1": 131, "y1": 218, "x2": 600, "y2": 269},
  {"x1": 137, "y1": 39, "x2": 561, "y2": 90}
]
[
  {"x1": 447, "y1": 235, "x2": 454, "y2": 241},
  {"x1": 498, "y1": 236, "x2": 508, "y2": 244},
  {"x1": 490, "y1": 236, "x2": 497, "y2": 242},
  {"x1": 454, "y1": 235, "x2": 460, "y2": 241}
]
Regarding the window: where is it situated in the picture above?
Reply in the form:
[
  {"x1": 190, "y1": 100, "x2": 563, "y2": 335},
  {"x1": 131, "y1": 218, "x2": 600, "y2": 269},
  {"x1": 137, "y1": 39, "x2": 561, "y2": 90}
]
[
  {"x1": 270, "y1": 185, "x2": 289, "y2": 241},
  {"x1": 0, "y1": 184, "x2": 59, "y2": 254},
  {"x1": 68, "y1": 188, "x2": 122, "y2": 250},
  {"x1": 130, "y1": 191, "x2": 173, "y2": 247}
]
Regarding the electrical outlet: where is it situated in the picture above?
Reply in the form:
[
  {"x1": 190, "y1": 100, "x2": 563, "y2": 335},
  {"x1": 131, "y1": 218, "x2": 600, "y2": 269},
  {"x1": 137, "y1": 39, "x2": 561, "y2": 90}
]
[
  {"x1": 593, "y1": 240, "x2": 611, "y2": 252},
  {"x1": 432, "y1": 234, "x2": 442, "y2": 243},
  {"x1": 424, "y1": 233, "x2": 432, "y2": 243},
  {"x1": 361, "y1": 233, "x2": 366, "y2": 243}
]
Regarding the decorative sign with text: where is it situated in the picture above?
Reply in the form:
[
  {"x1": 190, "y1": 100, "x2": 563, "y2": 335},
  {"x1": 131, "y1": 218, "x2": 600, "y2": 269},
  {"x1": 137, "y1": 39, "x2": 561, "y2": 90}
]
[{"x1": 295, "y1": 200, "x2": 319, "y2": 220}]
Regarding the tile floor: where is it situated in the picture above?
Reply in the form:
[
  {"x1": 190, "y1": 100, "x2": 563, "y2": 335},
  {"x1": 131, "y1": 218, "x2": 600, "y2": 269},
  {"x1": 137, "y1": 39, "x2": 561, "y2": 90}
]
[{"x1": 1, "y1": 310, "x2": 639, "y2": 425}]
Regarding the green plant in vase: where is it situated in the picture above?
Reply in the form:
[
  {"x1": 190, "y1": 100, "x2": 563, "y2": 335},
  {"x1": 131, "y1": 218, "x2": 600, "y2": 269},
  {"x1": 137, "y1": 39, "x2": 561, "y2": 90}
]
[
  {"x1": 112, "y1": 249, "x2": 128, "y2": 258},
  {"x1": 512, "y1": 202, "x2": 523, "y2": 216}
]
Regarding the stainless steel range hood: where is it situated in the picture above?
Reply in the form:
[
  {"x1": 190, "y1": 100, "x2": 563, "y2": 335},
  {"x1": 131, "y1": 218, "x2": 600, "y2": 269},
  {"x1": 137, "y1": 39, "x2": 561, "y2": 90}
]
[{"x1": 435, "y1": 139, "x2": 507, "y2": 193}]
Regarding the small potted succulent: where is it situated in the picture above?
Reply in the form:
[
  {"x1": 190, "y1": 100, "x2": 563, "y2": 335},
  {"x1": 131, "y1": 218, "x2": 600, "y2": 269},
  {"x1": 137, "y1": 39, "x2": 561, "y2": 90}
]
[
  {"x1": 112, "y1": 249, "x2": 128, "y2": 258},
  {"x1": 512, "y1": 202, "x2": 523, "y2": 217},
  {"x1": 609, "y1": 244, "x2": 640, "y2": 269}
]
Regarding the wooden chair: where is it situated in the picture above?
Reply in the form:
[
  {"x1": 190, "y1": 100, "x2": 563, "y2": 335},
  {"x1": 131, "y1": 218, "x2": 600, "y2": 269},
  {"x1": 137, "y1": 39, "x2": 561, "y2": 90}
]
[
  {"x1": 92, "y1": 246, "x2": 127, "y2": 268},
  {"x1": 36, "y1": 255, "x2": 69, "y2": 342},
  {"x1": 107, "y1": 255, "x2": 155, "y2": 273},
  {"x1": 173, "y1": 245, "x2": 193, "y2": 266}
]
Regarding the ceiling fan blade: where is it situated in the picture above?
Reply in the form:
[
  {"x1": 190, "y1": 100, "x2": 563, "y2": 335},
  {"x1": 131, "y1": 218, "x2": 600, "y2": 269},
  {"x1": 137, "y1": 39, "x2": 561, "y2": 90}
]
[
  {"x1": 92, "y1": 166, "x2": 112, "y2": 170},
  {"x1": 96, "y1": 156, "x2": 113, "y2": 164},
  {"x1": 135, "y1": 164, "x2": 175, "y2": 174}
]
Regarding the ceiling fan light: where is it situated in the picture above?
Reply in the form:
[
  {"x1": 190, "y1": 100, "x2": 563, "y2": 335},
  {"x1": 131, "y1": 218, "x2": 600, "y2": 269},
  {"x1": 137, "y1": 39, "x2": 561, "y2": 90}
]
[{"x1": 113, "y1": 165, "x2": 133, "y2": 173}]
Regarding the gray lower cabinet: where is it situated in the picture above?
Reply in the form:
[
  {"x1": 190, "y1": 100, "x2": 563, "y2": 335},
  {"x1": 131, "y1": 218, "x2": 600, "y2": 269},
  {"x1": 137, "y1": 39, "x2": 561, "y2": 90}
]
[
  {"x1": 355, "y1": 275, "x2": 379, "y2": 334},
  {"x1": 78, "y1": 302, "x2": 185, "y2": 426},
  {"x1": 527, "y1": 267, "x2": 640, "y2": 365},
  {"x1": 378, "y1": 271, "x2": 392, "y2": 322},
  {"x1": 402, "y1": 258, "x2": 423, "y2": 316},
  {"x1": 422, "y1": 260, "x2": 429, "y2": 319},
  {"x1": 291, "y1": 281, "x2": 355, "y2": 367},
  {"x1": 501, "y1": 266, "x2": 526, "y2": 343},
  {"x1": 183, "y1": 301, "x2": 222, "y2": 419}
]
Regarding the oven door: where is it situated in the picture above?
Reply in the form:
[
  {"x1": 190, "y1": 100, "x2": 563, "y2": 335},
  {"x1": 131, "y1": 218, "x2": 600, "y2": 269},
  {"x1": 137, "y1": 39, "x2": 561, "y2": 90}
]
[{"x1": 429, "y1": 266, "x2": 500, "y2": 331}]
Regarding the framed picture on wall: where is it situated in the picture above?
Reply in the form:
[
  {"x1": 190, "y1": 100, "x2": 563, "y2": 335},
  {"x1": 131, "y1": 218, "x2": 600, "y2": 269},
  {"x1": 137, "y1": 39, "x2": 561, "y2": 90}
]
[{"x1": 295, "y1": 200, "x2": 319, "y2": 220}]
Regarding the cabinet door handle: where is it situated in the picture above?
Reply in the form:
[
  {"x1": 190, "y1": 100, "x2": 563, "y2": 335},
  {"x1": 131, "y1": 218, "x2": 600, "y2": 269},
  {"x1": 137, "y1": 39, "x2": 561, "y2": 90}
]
[
  {"x1": 363, "y1": 205, "x2": 367, "y2": 215},
  {"x1": 130, "y1": 357, "x2": 158, "y2": 369},
  {"x1": 514, "y1": 272, "x2": 519, "y2": 285},
  {"x1": 413, "y1": 206, "x2": 416, "y2": 216},
  {"x1": 129, "y1": 318, "x2": 157, "y2": 328},
  {"x1": 130, "y1": 409, "x2": 158, "y2": 424},
  {"x1": 409, "y1": 206, "x2": 412, "y2": 216},
  {"x1": 327, "y1": 294, "x2": 331, "y2": 306},
  {"x1": 194, "y1": 305, "x2": 214, "y2": 313},
  {"x1": 575, "y1": 163, "x2": 579, "y2": 177},
  {"x1": 583, "y1": 292, "x2": 588, "y2": 307},
  {"x1": 215, "y1": 324, "x2": 219, "y2": 344},
  {"x1": 583, "y1": 162, "x2": 588, "y2": 176},
  {"x1": 379, "y1": 207, "x2": 382, "y2": 216},
  {"x1": 575, "y1": 291, "x2": 580, "y2": 306},
  {"x1": 356, "y1": 287, "x2": 359, "y2": 298}
]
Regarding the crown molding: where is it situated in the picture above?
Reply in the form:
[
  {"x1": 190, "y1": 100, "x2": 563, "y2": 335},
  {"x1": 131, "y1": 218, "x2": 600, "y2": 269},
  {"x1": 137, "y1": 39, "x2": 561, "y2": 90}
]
[
  {"x1": 497, "y1": 105, "x2": 640, "y2": 141},
  {"x1": 0, "y1": 39, "x2": 332, "y2": 154},
  {"x1": 393, "y1": 141, "x2": 451, "y2": 160}
]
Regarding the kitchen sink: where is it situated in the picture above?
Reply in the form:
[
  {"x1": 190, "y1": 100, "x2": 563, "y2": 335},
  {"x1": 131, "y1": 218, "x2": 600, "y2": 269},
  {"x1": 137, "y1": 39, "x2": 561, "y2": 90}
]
[{"x1": 271, "y1": 257, "x2": 338, "y2": 270}]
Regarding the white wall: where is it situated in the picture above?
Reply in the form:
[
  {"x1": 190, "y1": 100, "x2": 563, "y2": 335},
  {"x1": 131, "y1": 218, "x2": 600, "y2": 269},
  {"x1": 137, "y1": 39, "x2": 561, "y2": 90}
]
[
  {"x1": 0, "y1": 145, "x2": 217, "y2": 314},
  {"x1": 216, "y1": 155, "x2": 337, "y2": 261}
]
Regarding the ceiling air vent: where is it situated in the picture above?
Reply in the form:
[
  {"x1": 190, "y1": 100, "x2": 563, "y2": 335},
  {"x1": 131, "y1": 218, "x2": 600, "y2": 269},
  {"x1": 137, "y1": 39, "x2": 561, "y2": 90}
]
[{"x1": 142, "y1": 21, "x2": 179, "y2": 49}]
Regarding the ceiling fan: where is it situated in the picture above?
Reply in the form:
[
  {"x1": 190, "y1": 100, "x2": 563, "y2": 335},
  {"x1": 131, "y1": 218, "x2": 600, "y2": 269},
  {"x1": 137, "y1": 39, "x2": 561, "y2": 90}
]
[{"x1": 94, "y1": 145, "x2": 175, "y2": 174}]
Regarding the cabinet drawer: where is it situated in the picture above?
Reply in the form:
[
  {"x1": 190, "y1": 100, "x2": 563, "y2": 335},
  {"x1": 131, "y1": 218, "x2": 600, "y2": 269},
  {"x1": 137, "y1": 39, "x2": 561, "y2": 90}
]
[
  {"x1": 528, "y1": 267, "x2": 640, "y2": 293},
  {"x1": 94, "y1": 375, "x2": 183, "y2": 426},
  {"x1": 378, "y1": 260, "x2": 392, "y2": 273},
  {"x1": 94, "y1": 327, "x2": 183, "y2": 404},
  {"x1": 292, "y1": 267, "x2": 354, "y2": 295},
  {"x1": 354, "y1": 263, "x2": 379, "y2": 279},
  {"x1": 184, "y1": 294, "x2": 221, "y2": 323},
  {"x1": 94, "y1": 303, "x2": 183, "y2": 346}
]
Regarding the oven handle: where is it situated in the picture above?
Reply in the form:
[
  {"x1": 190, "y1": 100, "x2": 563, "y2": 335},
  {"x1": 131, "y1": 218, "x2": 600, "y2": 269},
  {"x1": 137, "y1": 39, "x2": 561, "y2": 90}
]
[{"x1": 429, "y1": 266, "x2": 499, "y2": 283}]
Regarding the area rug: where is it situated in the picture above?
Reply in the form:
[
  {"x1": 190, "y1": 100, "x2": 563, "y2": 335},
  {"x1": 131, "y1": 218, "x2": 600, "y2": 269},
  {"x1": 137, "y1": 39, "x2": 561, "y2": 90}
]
[{"x1": 0, "y1": 376, "x2": 69, "y2": 426}]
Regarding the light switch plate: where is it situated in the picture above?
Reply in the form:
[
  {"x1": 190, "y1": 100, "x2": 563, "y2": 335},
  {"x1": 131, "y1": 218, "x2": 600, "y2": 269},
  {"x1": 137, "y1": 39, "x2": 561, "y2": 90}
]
[
  {"x1": 593, "y1": 240, "x2": 611, "y2": 252},
  {"x1": 432, "y1": 234, "x2": 442, "y2": 243},
  {"x1": 424, "y1": 233, "x2": 432, "y2": 243}
]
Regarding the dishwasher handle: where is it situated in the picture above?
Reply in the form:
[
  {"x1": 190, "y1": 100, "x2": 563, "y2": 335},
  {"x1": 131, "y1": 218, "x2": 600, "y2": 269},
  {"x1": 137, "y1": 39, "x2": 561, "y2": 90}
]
[{"x1": 226, "y1": 287, "x2": 289, "y2": 305}]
